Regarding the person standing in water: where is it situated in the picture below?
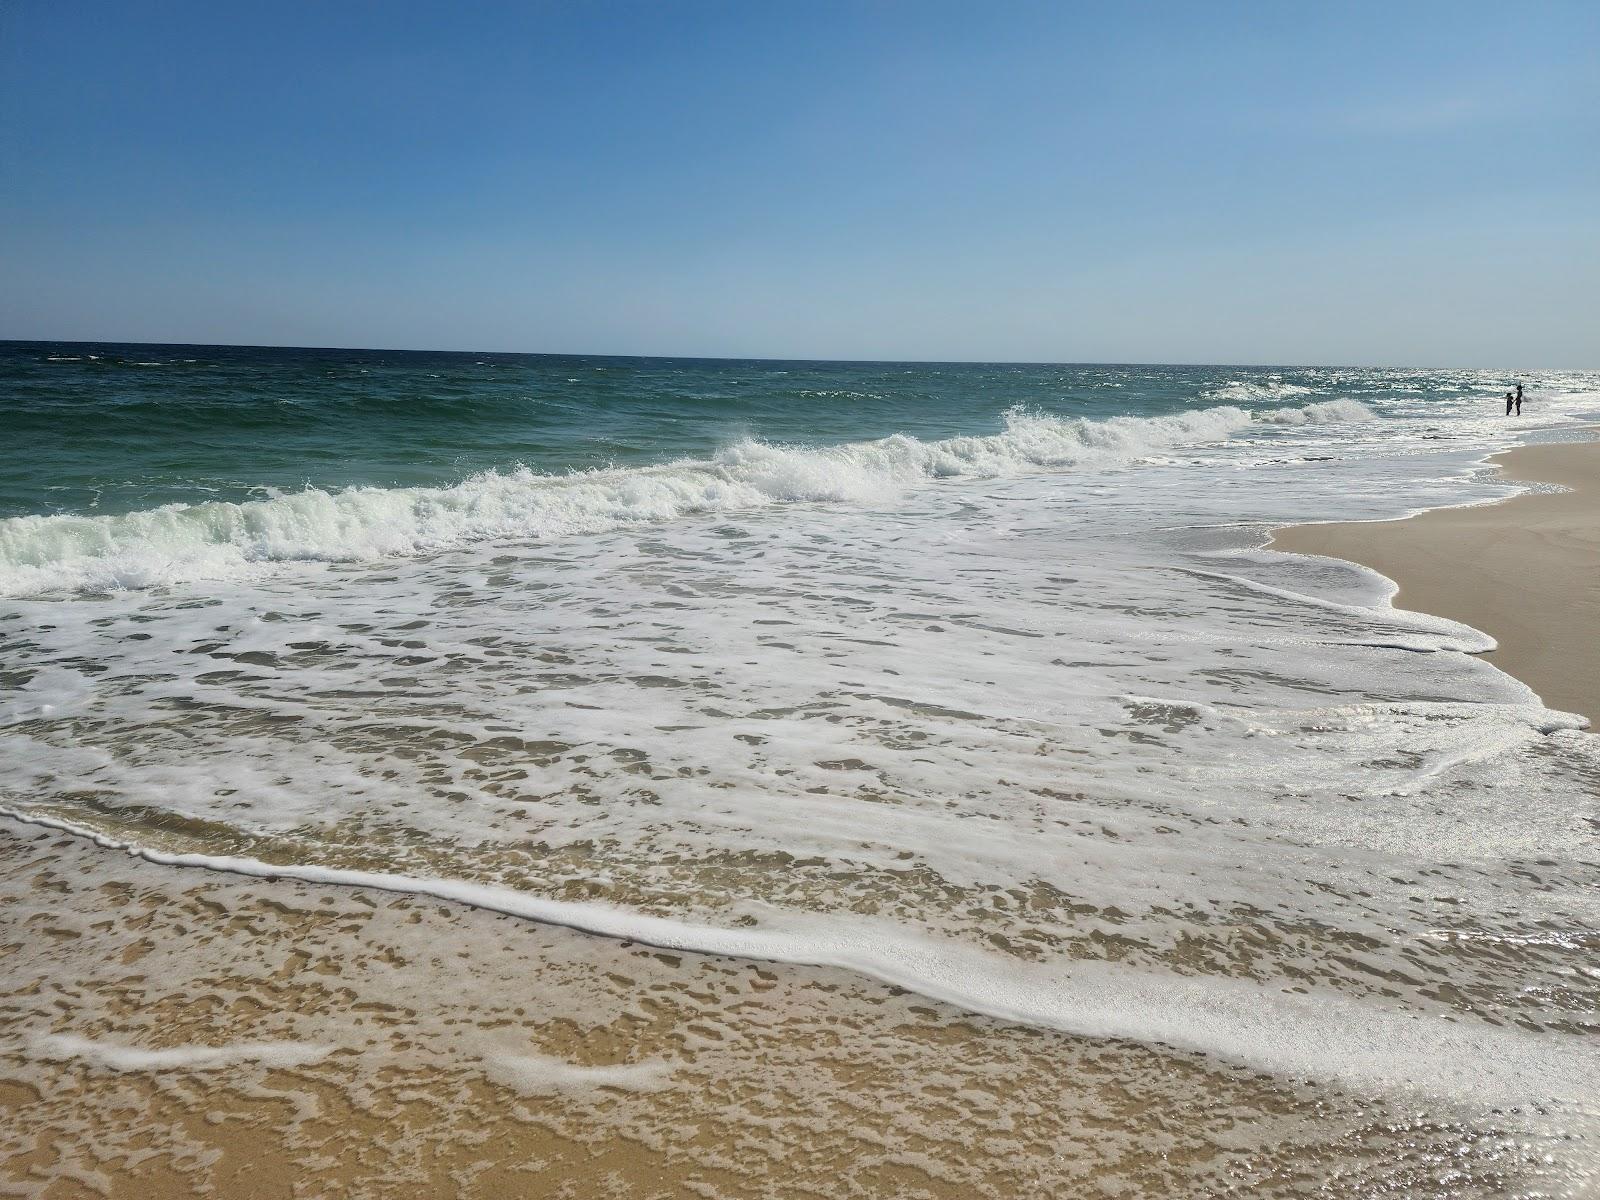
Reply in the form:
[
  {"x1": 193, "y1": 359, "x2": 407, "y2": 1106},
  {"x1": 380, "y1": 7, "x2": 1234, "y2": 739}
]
[
  {"x1": 1515, "y1": 382, "x2": 1524, "y2": 415},
  {"x1": 1506, "y1": 390, "x2": 1515, "y2": 416}
]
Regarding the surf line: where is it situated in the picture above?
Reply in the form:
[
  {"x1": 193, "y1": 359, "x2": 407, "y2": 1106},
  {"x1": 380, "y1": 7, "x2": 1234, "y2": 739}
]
[{"x1": 2, "y1": 803, "x2": 1590, "y2": 1109}]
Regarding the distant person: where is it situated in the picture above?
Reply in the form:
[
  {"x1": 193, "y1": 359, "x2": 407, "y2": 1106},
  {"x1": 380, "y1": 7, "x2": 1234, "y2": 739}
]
[
  {"x1": 1505, "y1": 390, "x2": 1515, "y2": 416},
  {"x1": 1515, "y1": 382, "x2": 1524, "y2": 415}
]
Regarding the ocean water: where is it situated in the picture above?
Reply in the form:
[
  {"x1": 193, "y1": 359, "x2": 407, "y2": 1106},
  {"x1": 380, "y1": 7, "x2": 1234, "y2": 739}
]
[{"x1": 4, "y1": 343, "x2": 1600, "y2": 1188}]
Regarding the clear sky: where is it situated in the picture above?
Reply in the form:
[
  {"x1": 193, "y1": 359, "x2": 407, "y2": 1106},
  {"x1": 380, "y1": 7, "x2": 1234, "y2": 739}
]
[{"x1": 2, "y1": 1, "x2": 1596, "y2": 365}]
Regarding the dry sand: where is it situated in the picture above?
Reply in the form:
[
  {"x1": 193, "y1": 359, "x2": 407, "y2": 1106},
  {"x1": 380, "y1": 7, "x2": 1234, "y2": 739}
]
[{"x1": 1272, "y1": 438, "x2": 1600, "y2": 726}]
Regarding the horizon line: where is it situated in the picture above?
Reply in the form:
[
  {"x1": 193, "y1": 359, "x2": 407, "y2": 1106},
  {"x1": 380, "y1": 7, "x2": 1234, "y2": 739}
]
[{"x1": 0, "y1": 337, "x2": 1578, "y2": 375}]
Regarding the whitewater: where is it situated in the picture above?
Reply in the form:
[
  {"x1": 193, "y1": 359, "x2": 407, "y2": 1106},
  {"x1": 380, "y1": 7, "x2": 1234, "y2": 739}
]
[{"x1": 0, "y1": 398, "x2": 1372, "y2": 596}]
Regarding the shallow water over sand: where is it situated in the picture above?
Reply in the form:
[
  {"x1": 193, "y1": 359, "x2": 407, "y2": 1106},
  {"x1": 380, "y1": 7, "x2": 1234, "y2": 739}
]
[{"x1": 3, "y1": 824, "x2": 1590, "y2": 1198}]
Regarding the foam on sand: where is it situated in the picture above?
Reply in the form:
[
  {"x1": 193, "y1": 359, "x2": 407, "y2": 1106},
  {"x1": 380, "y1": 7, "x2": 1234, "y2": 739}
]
[
  {"x1": 28, "y1": 1033, "x2": 333, "y2": 1073},
  {"x1": 4, "y1": 807, "x2": 1592, "y2": 1112},
  {"x1": 480, "y1": 1052, "x2": 674, "y2": 1096}
]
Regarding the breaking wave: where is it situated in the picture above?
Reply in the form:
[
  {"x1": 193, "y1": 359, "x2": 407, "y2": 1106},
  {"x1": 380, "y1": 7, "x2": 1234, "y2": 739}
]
[
  {"x1": 1253, "y1": 398, "x2": 1377, "y2": 425},
  {"x1": 0, "y1": 400, "x2": 1374, "y2": 596}
]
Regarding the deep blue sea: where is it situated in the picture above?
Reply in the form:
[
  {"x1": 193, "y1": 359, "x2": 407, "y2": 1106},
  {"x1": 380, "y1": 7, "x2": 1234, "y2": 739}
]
[{"x1": 4, "y1": 341, "x2": 1600, "y2": 1191}]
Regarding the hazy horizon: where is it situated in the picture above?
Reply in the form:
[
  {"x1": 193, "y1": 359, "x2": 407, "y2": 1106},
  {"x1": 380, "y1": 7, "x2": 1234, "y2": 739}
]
[
  {"x1": 8, "y1": 336, "x2": 1591, "y2": 374},
  {"x1": 3, "y1": 1, "x2": 1597, "y2": 367}
]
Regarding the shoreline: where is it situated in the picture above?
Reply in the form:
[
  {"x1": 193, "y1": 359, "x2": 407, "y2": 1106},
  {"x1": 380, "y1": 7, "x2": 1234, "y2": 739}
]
[
  {"x1": 8, "y1": 818, "x2": 1499, "y2": 1198},
  {"x1": 1270, "y1": 436, "x2": 1600, "y2": 726}
]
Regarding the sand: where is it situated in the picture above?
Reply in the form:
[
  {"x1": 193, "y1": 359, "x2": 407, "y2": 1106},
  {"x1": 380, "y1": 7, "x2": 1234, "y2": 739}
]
[
  {"x1": 1271, "y1": 438, "x2": 1600, "y2": 726},
  {"x1": 6, "y1": 820, "x2": 1537, "y2": 1199}
]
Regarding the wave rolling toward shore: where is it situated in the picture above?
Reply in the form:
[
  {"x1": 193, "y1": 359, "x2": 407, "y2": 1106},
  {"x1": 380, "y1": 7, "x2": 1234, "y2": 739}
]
[{"x1": 0, "y1": 397, "x2": 1373, "y2": 596}]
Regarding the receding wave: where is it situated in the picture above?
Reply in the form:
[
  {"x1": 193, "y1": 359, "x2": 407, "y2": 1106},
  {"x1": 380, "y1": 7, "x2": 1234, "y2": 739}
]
[
  {"x1": 1, "y1": 803, "x2": 1586, "y2": 1107},
  {"x1": 0, "y1": 400, "x2": 1374, "y2": 595}
]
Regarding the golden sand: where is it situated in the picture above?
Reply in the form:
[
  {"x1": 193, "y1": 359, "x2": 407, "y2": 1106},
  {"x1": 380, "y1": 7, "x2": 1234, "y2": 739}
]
[
  {"x1": 0, "y1": 823, "x2": 1554, "y2": 1199},
  {"x1": 1272, "y1": 438, "x2": 1600, "y2": 725}
]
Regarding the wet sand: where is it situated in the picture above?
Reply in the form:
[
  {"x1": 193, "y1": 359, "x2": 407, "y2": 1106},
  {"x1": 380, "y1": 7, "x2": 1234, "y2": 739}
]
[
  {"x1": 1272, "y1": 438, "x2": 1600, "y2": 726},
  {"x1": 0, "y1": 821, "x2": 1565, "y2": 1199}
]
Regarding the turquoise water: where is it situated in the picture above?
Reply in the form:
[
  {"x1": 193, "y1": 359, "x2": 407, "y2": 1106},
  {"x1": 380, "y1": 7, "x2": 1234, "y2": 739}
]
[{"x1": 0, "y1": 341, "x2": 1532, "y2": 519}]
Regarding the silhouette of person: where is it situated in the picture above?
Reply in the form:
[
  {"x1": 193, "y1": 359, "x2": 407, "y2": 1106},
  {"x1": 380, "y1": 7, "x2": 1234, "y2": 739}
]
[
  {"x1": 1506, "y1": 391, "x2": 1515, "y2": 416},
  {"x1": 1515, "y1": 382, "x2": 1524, "y2": 415}
]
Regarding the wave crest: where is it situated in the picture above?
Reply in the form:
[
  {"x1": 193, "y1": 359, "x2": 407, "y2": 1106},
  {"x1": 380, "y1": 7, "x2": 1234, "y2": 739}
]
[
  {"x1": 1252, "y1": 398, "x2": 1377, "y2": 425},
  {"x1": 0, "y1": 400, "x2": 1374, "y2": 595}
]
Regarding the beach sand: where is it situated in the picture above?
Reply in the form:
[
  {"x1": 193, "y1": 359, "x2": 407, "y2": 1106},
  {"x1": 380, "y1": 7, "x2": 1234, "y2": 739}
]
[
  {"x1": 1272, "y1": 438, "x2": 1600, "y2": 726},
  {"x1": 0, "y1": 821, "x2": 1560, "y2": 1199}
]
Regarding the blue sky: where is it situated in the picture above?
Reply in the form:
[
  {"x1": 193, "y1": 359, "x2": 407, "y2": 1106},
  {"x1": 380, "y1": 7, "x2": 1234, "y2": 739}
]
[{"x1": 2, "y1": 1, "x2": 1596, "y2": 365}]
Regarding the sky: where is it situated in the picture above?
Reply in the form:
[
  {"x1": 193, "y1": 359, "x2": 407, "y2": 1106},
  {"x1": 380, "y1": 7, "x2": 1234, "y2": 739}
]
[{"x1": 2, "y1": 1, "x2": 1596, "y2": 366}]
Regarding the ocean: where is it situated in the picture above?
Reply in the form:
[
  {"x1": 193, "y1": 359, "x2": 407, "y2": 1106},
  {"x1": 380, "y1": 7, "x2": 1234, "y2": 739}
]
[{"x1": 3, "y1": 342, "x2": 1599, "y2": 1193}]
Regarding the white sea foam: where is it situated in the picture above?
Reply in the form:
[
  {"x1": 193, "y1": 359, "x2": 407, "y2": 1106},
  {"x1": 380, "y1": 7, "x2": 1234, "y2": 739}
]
[
  {"x1": 28, "y1": 1032, "x2": 332, "y2": 1072},
  {"x1": 1252, "y1": 397, "x2": 1376, "y2": 424},
  {"x1": 0, "y1": 400, "x2": 1372, "y2": 596},
  {"x1": 480, "y1": 1052, "x2": 674, "y2": 1096}
]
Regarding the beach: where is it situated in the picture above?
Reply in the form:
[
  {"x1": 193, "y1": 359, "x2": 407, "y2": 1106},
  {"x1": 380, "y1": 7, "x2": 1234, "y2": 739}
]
[
  {"x1": 1272, "y1": 438, "x2": 1600, "y2": 725},
  {"x1": 7, "y1": 0, "x2": 1596, "y2": 1192},
  {"x1": 3, "y1": 349, "x2": 1598, "y2": 1197},
  {"x1": 9, "y1": 818, "x2": 1529, "y2": 1199}
]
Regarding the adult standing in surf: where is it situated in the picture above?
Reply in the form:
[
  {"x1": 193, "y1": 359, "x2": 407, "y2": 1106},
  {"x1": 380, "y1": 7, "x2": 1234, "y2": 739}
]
[{"x1": 1515, "y1": 382, "x2": 1524, "y2": 415}]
